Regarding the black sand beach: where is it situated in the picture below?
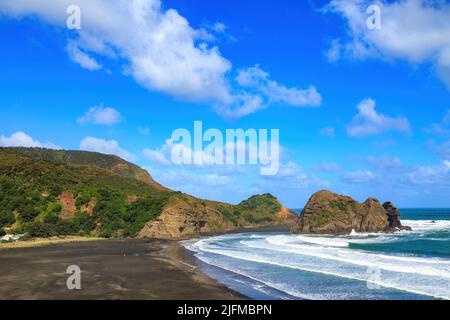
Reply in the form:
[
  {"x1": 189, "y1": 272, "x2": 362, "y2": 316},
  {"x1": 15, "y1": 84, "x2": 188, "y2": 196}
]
[{"x1": 0, "y1": 239, "x2": 246, "y2": 300}]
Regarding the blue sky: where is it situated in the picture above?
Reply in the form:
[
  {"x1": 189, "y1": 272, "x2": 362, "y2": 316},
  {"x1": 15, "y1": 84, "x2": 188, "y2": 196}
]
[{"x1": 1, "y1": 0, "x2": 450, "y2": 208}]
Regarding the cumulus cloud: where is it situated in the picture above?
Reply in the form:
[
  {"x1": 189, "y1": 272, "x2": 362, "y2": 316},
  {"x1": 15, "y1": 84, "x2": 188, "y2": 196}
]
[
  {"x1": 0, "y1": 131, "x2": 60, "y2": 149},
  {"x1": 347, "y1": 98, "x2": 411, "y2": 137},
  {"x1": 0, "y1": 0, "x2": 321, "y2": 118},
  {"x1": 79, "y1": 137, "x2": 136, "y2": 161},
  {"x1": 326, "y1": 0, "x2": 450, "y2": 87},
  {"x1": 226, "y1": 65, "x2": 322, "y2": 117},
  {"x1": 77, "y1": 105, "x2": 122, "y2": 125}
]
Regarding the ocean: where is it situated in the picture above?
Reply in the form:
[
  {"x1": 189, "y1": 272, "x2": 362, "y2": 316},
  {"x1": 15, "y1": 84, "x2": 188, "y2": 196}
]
[{"x1": 183, "y1": 209, "x2": 450, "y2": 300}]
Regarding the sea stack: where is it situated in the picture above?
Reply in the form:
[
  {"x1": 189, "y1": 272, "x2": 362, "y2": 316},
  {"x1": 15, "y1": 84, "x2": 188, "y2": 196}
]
[{"x1": 291, "y1": 190, "x2": 412, "y2": 235}]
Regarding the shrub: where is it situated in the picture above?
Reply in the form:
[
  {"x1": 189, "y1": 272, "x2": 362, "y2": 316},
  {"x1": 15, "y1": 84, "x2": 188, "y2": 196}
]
[
  {"x1": 49, "y1": 203, "x2": 62, "y2": 214},
  {"x1": 23, "y1": 221, "x2": 56, "y2": 238},
  {"x1": 18, "y1": 207, "x2": 40, "y2": 223},
  {"x1": 43, "y1": 213, "x2": 60, "y2": 224},
  {"x1": 0, "y1": 210, "x2": 15, "y2": 227}
]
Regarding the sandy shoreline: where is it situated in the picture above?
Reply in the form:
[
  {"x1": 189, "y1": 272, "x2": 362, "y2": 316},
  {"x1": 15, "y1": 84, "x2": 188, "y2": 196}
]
[
  {"x1": 0, "y1": 236, "x2": 105, "y2": 250},
  {"x1": 0, "y1": 238, "x2": 247, "y2": 300}
]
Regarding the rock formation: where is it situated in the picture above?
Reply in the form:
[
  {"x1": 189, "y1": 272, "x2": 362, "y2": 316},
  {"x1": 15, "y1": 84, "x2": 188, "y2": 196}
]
[
  {"x1": 291, "y1": 190, "x2": 412, "y2": 235},
  {"x1": 139, "y1": 194, "x2": 296, "y2": 240},
  {"x1": 383, "y1": 201, "x2": 411, "y2": 231}
]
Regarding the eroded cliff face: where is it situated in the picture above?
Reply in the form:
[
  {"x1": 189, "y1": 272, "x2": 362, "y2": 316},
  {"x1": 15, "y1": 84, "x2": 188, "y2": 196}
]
[
  {"x1": 138, "y1": 198, "x2": 235, "y2": 239},
  {"x1": 138, "y1": 194, "x2": 296, "y2": 240},
  {"x1": 291, "y1": 190, "x2": 411, "y2": 235}
]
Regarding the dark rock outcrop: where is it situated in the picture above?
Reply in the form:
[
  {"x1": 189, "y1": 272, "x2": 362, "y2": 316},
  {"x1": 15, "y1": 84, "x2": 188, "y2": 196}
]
[
  {"x1": 291, "y1": 190, "x2": 412, "y2": 235},
  {"x1": 383, "y1": 201, "x2": 412, "y2": 231}
]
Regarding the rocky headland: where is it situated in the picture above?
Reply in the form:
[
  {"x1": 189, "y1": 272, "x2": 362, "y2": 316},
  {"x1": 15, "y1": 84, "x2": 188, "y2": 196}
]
[{"x1": 291, "y1": 190, "x2": 412, "y2": 235}]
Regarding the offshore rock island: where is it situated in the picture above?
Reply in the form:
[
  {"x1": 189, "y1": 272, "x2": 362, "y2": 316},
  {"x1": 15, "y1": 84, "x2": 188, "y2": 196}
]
[{"x1": 291, "y1": 190, "x2": 412, "y2": 235}]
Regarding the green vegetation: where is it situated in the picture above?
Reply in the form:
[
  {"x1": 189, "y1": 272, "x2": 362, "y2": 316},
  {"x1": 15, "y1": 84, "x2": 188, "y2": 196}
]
[
  {"x1": 217, "y1": 207, "x2": 241, "y2": 225},
  {"x1": 0, "y1": 148, "x2": 286, "y2": 239},
  {"x1": 0, "y1": 148, "x2": 171, "y2": 238},
  {"x1": 330, "y1": 199, "x2": 357, "y2": 211},
  {"x1": 309, "y1": 210, "x2": 337, "y2": 227},
  {"x1": 236, "y1": 194, "x2": 281, "y2": 225}
]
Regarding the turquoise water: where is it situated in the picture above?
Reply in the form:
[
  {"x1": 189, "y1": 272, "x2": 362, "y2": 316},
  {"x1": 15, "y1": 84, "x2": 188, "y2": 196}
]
[{"x1": 183, "y1": 209, "x2": 450, "y2": 300}]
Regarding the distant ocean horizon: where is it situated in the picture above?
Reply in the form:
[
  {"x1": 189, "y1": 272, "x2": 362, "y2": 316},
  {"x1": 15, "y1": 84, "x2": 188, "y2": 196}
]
[{"x1": 183, "y1": 209, "x2": 450, "y2": 300}]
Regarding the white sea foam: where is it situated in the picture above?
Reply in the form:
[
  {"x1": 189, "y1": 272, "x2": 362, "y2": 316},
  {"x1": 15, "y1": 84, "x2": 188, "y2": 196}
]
[
  {"x1": 264, "y1": 235, "x2": 450, "y2": 267},
  {"x1": 296, "y1": 235, "x2": 350, "y2": 247},
  {"x1": 193, "y1": 252, "x2": 345, "y2": 300},
  {"x1": 402, "y1": 220, "x2": 450, "y2": 232},
  {"x1": 192, "y1": 241, "x2": 450, "y2": 299},
  {"x1": 183, "y1": 229, "x2": 450, "y2": 300},
  {"x1": 183, "y1": 220, "x2": 450, "y2": 300}
]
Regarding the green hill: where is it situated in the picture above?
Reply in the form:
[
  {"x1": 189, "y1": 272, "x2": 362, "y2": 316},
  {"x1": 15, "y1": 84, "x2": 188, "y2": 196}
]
[{"x1": 0, "y1": 147, "x2": 294, "y2": 240}]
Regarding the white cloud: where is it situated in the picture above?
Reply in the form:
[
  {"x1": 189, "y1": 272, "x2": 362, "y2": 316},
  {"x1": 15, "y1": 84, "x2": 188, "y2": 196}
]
[
  {"x1": 155, "y1": 169, "x2": 233, "y2": 188},
  {"x1": 0, "y1": 0, "x2": 321, "y2": 118},
  {"x1": 208, "y1": 22, "x2": 236, "y2": 42},
  {"x1": 326, "y1": 0, "x2": 450, "y2": 87},
  {"x1": 147, "y1": 166, "x2": 238, "y2": 202},
  {"x1": 66, "y1": 40, "x2": 101, "y2": 71},
  {"x1": 260, "y1": 161, "x2": 330, "y2": 189},
  {"x1": 347, "y1": 98, "x2": 411, "y2": 137},
  {"x1": 142, "y1": 147, "x2": 171, "y2": 165},
  {"x1": 405, "y1": 161, "x2": 450, "y2": 185},
  {"x1": 426, "y1": 109, "x2": 450, "y2": 137},
  {"x1": 0, "y1": 0, "x2": 231, "y2": 103},
  {"x1": 325, "y1": 39, "x2": 341, "y2": 62},
  {"x1": 427, "y1": 139, "x2": 450, "y2": 160},
  {"x1": 318, "y1": 126, "x2": 336, "y2": 137},
  {"x1": 313, "y1": 162, "x2": 342, "y2": 172},
  {"x1": 77, "y1": 105, "x2": 122, "y2": 125},
  {"x1": 365, "y1": 155, "x2": 402, "y2": 170},
  {"x1": 79, "y1": 137, "x2": 136, "y2": 161},
  {"x1": 0, "y1": 131, "x2": 60, "y2": 149},
  {"x1": 234, "y1": 65, "x2": 322, "y2": 109},
  {"x1": 342, "y1": 170, "x2": 376, "y2": 183},
  {"x1": 212, "y1": 22, "x2": 227, "y2": 33}
]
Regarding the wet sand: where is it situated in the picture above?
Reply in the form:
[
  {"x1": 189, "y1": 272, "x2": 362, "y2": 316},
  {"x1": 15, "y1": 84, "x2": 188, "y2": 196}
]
[{"x1": 0, "y1": 239, "x2": 246, "y2": 300}]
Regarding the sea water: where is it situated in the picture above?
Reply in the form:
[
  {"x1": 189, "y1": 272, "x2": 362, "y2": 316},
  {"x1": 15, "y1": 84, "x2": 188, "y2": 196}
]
[{"x1": 183, "y1": 209, "x2": 450, "y2": 300}]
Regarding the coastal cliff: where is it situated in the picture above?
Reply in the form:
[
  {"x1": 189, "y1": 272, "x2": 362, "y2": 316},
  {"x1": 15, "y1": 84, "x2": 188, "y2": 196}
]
[
  {"x1": 291, "y1": 190, "x2": 411, "y2": 235},
  {"x1": 138, "y1": 193, "x2": 296, "y2": 239},
  {"x1": 0, "y1": 147, "x2": 295, "y2": 240}
]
